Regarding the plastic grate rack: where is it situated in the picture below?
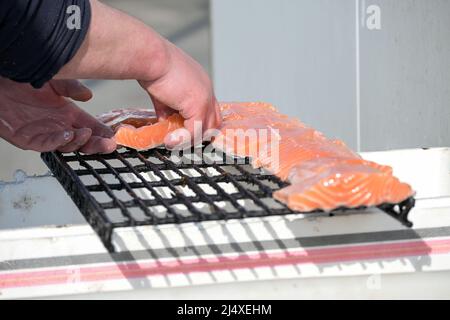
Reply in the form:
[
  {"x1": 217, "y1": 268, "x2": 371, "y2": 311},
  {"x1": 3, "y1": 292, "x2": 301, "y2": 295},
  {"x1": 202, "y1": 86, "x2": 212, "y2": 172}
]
[{"x1": 41, "y1": 146, "x2": 415, "y2": 252}]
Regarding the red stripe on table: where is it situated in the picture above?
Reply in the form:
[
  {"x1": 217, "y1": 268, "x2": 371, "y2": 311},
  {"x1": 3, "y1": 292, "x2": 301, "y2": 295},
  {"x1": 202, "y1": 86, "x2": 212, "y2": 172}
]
[{"x1": 1, "y1": 238, "x2": 449, "y2": 289}]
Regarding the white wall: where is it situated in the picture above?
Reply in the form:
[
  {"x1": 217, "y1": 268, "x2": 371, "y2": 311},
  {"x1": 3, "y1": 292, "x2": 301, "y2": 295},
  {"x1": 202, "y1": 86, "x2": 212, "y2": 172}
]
[{"x1": 211, "y1": 0, "x2": 450, "y2": 151}]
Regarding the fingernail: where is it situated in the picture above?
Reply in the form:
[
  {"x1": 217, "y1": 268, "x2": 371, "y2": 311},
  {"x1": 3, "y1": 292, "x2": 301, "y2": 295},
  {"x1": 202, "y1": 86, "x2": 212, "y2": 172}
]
[
  {"x1": 101, "y1": 141, "x2": 117, "y2": 154},
  {"x1": 166, "y1": 132, "x2": 182, "y2": 146},
  {"x1": 165, "y1": 128, "x2": 193, "y2": 150},
  {"x1": 63, "y1": 130, "x2": 73, "y2": 141}
]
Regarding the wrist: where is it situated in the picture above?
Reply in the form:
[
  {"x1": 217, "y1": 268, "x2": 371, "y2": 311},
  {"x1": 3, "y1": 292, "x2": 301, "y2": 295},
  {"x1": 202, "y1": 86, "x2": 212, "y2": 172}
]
[{"x1": 137, "y1": 34, "x2": 172, "y2": 82}]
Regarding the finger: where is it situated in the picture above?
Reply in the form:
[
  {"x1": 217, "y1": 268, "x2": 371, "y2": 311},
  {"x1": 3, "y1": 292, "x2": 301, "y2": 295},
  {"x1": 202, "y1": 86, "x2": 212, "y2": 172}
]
[
  {"x1": 49, "y1": 80, "x2": 93, "y2": 102},
  {"x1": 79, "y1": 136, "x2": 117, "y2": 155},
  {"x1": 165, "y1": 99, "x2": 221, "y2": 149},
  {"x1": 57, "y1": 128, "x2": 92, "y2": 153},
  {"x1": 28, "y1": 130, "x2": 75, "y2": 152},
  {"x1": 202, "y1": 98, "x2": 222, "y2": 131},
  {"x1": 203, "y1": 101, "x2": 222, "y2": 139},
  {"x1": 164, "y1": 127, "x2": 192, "y2": 150},
  {"x1": 73, "y1": 110, "x2": 115, "y2": 138},
  {"x1": 151, "y1": 96, "x2": 174, "y2": 120},
  {"x1": 164, "y1": 115, "x2": 205, "y2": 150},
  {"x1": 212, "y1": 98, "x2": 222, "y2": 128}
]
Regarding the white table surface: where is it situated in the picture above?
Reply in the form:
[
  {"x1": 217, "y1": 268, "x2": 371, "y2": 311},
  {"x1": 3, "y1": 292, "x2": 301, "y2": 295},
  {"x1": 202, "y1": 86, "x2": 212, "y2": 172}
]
[{"x1": 1, "y1": 148, "x2": 450, "y2": 299}]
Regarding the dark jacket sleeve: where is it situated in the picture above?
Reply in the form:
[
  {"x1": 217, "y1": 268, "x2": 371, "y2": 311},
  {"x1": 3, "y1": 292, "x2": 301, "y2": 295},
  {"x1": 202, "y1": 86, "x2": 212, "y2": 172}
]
[{"x1": 0, "y1": 0, "x2": 91, "y2": 88}]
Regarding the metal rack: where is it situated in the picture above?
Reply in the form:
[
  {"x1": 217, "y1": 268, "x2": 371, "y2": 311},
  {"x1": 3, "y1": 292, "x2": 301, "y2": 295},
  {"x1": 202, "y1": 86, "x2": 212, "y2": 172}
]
[{"x1": 41, "y1": 146, "x2": 415, "y2": 252}]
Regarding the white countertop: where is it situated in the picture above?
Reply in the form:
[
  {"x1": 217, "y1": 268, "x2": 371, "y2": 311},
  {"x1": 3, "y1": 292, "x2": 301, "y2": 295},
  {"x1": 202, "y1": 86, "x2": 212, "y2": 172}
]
[{"x1": 1, "y1": 148, "x2": 450, "y2": 299}]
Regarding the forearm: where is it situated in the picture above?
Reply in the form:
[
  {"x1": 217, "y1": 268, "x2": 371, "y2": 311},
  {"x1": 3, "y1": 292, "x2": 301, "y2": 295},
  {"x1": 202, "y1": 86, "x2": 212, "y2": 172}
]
[{"x1": 56, "y1": 0, "x2": 170, "y2": 82}]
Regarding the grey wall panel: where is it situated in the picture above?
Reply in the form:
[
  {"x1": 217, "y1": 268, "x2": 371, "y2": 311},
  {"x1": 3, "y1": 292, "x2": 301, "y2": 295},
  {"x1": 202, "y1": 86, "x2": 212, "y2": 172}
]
[
  {"x1": 211, "y1": 0, "x2": 358, "y2": 148},
  {"x1": 360, "y1": 0, "x2": 450, "y2": 151}
]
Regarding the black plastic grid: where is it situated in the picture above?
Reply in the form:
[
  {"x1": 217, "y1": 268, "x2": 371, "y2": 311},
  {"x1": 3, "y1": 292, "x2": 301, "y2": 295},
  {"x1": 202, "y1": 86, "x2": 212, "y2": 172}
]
[{"x1": 41, "y1": 146, "x2": 415, "y2": 252}]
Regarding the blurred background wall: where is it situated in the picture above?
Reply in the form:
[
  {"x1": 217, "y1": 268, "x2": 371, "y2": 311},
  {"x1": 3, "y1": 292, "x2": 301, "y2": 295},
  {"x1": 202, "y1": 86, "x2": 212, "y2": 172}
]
[
  {"x1": 1, "y1": 0, "x2": 449, "y2": 181},
  {"x1": 212, "y1": 0, "x2": 450, "y2": 151}
]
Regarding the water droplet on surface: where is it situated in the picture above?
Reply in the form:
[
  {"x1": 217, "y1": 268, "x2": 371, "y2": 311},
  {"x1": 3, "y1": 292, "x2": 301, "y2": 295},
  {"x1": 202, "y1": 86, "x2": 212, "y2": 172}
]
[{"x1": 13, "y1": 170, "x2": 28, "y2": 183}]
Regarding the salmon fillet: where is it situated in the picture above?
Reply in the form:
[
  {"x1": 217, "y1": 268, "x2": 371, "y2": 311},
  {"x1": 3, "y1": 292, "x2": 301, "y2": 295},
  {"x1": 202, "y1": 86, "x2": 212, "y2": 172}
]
[
  {"x1": 98, "y1": 103, "x2": 414, "y2": 212},
  {"x1": 97, "y1": 108, "x2": 184, "y2": 151},
  {"x1": 212, "y1": 102, "x2": 414, "y2": 212}
]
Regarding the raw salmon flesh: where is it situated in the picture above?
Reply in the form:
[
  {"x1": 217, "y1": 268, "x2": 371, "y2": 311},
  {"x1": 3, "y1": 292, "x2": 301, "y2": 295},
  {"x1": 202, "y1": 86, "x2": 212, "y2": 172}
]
[
  {"x1": 98, "y1": 108, "x2": 184, "y2": 151},
  {"x1": 98, "y1": 104, "x2": 414, "y2": 212},
  {"x1": 212, "y1": 102, "x2": 414, "y2": 212}
]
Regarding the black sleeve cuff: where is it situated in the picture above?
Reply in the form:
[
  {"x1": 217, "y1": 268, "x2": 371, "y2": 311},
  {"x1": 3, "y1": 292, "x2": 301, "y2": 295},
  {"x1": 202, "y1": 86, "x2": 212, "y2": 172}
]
[{"x1": 0, "y1": 0, "x2": 92, "y2": 88}]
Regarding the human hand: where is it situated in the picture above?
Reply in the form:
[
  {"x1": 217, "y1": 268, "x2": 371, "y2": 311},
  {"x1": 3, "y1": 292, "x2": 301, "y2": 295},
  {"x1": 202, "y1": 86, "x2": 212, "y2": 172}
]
[
  {"x1": 139, "y1": 41, "x2": 222, "y2": 149},
  {"x1": 0, "y1": 78, "x2": 116, "y2": 154}
]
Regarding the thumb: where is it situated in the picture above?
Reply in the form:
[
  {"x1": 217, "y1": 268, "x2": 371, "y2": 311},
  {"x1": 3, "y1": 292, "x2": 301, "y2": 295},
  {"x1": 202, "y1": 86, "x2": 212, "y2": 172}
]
[
  {"x1": 164, "y1": 99, "x2": 221, "y2": 149},
  {"x1": 164, "y1": 117, "x2": 203, "y2": 150},
  {"x1": 49, "y1": 80, "x2": 93, "y2": 102},
  {"x1": 151, "y1": 96, "x2": 175, "y2": 121}
]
